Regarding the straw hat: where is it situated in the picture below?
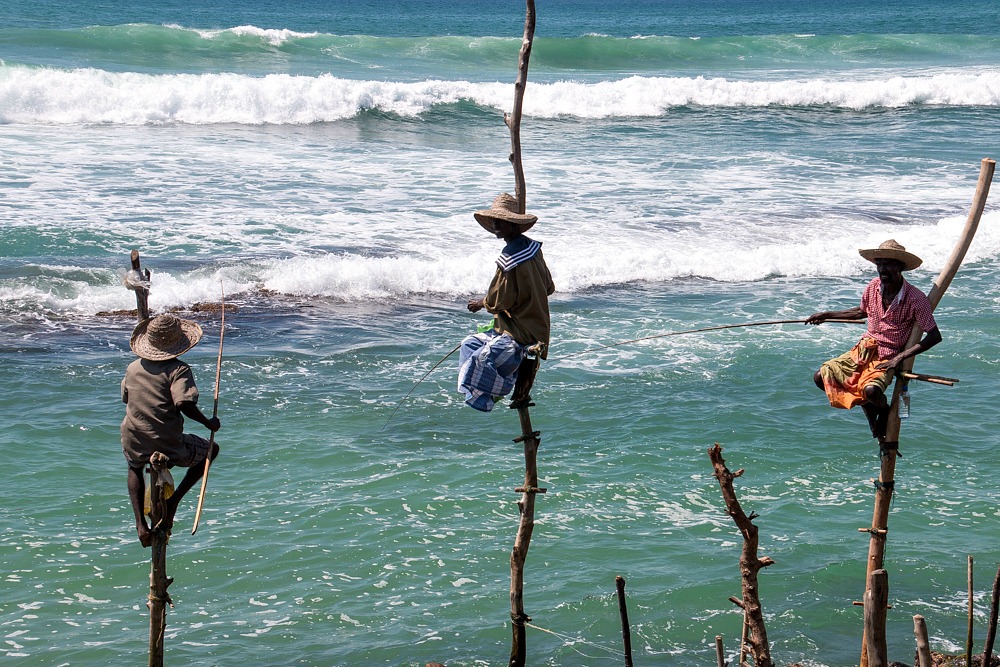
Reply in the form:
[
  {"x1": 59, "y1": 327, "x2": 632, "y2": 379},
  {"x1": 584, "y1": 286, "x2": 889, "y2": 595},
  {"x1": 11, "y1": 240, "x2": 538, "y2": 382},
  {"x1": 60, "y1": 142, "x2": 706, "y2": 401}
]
[
  {"x1": 858, "y1": 239, "x2": 923, "y2": 271},
  {"x1": 130, "y1": 314, "x2": 203, "y2": 361},
  {"x1": 473, "y1": 193, "x2": 537, "y2": 233}
]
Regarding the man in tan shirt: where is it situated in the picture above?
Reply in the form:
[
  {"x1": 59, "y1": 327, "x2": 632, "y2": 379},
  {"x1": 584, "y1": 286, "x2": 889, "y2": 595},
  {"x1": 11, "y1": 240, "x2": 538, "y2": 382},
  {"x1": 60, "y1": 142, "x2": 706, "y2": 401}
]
[{"x1": 460, "y1": 193, "x2": 555, "y2": 411}]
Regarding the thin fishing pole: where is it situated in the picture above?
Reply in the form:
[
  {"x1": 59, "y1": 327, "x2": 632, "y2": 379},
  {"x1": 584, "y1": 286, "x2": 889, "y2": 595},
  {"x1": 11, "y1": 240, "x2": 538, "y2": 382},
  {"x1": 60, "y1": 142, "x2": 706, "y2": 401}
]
[
  {"x1": 562, "y1": 318, "x2": 863, "y2": 359},
  {"x1": 382, "y1": 343, "x2": 462, "y2": 430}
]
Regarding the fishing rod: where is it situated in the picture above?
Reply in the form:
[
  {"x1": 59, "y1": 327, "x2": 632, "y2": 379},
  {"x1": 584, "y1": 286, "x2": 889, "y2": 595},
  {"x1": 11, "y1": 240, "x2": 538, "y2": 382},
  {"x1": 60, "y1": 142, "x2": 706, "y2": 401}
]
[
  {"x1": 561, "y1": 318, "x2": 864, "y2": 359},
  {"x1": 384, "y1": 317, "x2": 957, "y2": 428},
  {"x1": 191, "y1": 284, "x2": 225, "y2": 536},
  {"x1": 382, "y1": 342, "x2": 461, "y2": 430}
]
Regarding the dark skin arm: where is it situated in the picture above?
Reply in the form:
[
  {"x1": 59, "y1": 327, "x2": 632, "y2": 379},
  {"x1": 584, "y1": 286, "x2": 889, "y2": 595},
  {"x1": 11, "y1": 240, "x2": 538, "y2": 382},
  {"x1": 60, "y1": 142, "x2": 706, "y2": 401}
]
[
  {"x1": 805, "y1": 306, "x2": 865, "y2": 324},
  {"x1": 467, "y1": 297, "x2": 485, "y2": 313},
  {"x1": 179, "y1": 401, "x2": 220, "y2": 432},
  {"x1": 807, "y1": 308, "x2": 942, "y2": 371},
  {"x1": 875, "y1": 326, "x2": 941, "y2": 372}
]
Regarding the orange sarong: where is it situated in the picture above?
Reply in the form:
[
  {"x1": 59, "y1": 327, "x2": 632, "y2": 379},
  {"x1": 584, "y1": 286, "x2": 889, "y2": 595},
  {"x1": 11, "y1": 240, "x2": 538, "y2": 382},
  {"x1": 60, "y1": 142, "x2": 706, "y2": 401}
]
[{"x1": 819, "y1": 338, "x2": 894, "y2": 409}]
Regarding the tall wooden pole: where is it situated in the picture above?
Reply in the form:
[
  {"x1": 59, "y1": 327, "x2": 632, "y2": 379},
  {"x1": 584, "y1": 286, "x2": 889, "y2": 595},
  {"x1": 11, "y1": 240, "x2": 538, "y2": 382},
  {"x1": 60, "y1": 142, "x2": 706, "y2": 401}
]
[
  {"x1": 982, "y1": 563, "x2": 1000, "y2": 667},
  {"x1": 504, "y1": 0, "x2": 535, "y2": 214},
  {"x1": 499, "y1": 2, "x2": 539, "y2": 664},
  {"x1": 124, "y1": 251, "x2": 172, "y2": 665},
  {"x1": 508, "y1": 390, "x2": 544, "y2": 667},
  {"x1": 859, "y1": 158, "x2": 995, "y2": 666},
  {"x1": 616, "y1": 576, "x2": 634, "y2": 667}
]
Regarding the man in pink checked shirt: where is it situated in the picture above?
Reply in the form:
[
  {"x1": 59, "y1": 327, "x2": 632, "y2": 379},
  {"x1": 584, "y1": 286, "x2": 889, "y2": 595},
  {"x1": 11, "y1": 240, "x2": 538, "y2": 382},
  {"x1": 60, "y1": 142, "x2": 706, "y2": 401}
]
[{"x1": 806, "y1": 240, "x2": 942, "y2": 441}]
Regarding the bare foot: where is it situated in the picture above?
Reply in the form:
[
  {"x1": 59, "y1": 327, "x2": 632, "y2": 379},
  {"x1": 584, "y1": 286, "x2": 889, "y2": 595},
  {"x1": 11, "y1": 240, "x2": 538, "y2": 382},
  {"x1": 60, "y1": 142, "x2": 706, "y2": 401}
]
[{"x1": 137, "y1": 524, "x2": 153, "y2": 548}]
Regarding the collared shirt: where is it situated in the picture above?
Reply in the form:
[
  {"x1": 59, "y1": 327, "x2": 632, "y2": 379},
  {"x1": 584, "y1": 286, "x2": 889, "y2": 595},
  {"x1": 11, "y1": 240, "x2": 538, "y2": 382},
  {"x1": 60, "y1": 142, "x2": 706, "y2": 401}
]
[
  {"x1": 120, "y1": 357, "x2": 200, "y2": 465},
  {"x1": 860, "y1": 278, "x2": 937, "y2": 358},
  {"x1": 484, "y1": 235, "x2": 555, "y2": 358}
]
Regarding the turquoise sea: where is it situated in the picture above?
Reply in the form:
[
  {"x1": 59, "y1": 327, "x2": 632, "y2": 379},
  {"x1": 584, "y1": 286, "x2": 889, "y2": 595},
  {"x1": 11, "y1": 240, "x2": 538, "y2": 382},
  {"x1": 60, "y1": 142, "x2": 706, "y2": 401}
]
[{"x1": 2, "y1": 1, "x2": 999, "y2": 665}]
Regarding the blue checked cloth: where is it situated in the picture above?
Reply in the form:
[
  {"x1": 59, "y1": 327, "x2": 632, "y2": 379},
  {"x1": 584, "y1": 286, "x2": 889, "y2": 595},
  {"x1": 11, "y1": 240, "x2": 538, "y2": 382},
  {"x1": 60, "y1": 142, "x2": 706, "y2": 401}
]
[{"x1": 457, "y1": 330, "x2": 524, "y2": 412}]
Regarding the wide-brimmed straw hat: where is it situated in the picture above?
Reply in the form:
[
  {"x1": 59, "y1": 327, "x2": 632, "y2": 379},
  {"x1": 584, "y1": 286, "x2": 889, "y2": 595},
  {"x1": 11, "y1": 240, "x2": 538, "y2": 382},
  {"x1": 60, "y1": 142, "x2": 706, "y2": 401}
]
[
  {"x1": 473, "y1": 193, "x2": 537, "y2": 233},
  {"x1": 130, "y1": 314, "x2": 203, "y2": 361},
  {"x1": 858, "y1": 239, "x2": 923, "y2": 271}
]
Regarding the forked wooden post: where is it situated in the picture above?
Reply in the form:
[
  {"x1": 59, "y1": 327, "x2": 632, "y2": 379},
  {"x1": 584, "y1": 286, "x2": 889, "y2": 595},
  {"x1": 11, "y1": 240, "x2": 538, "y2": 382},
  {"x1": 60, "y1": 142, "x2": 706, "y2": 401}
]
[
  {"x1": 859, "y1": 158, "x2": 995, "y2": 667},
  {"x1": 709, "y1": 444, "x2": 775, "y2": 667},
  {"x1": 147, "y1": 452, "x2": 173, "y2": 667}
]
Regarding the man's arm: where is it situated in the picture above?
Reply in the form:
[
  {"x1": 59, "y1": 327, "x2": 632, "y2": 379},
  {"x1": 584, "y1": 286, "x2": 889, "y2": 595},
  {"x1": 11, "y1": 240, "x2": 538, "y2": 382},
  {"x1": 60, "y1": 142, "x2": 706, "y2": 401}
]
[
  {"x1": 805, "y1": 306, "x2": 865, "y2": 325},
  {"x1": 876, "y1": 326, "x2": 942, "y2": 372},
  {"x1": 467, "y1": 297, "x2": 486, "y2": 313},
  {"x1": 179, "y1": 401, "x2": 220, "y2": 432}
]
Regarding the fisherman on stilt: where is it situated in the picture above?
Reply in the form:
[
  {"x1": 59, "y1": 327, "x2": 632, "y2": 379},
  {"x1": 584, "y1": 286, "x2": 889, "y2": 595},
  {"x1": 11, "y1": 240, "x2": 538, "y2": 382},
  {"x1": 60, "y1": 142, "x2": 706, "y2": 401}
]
[
  {"x1": 806, "y1": 240, "x2": 942, "y2": 441},
  {"x1": 121, "y1": 314, "x2": 221, "y2": 546},
  {"x1": 459, "y1": 193, "x2": 555, "y2": 411}
]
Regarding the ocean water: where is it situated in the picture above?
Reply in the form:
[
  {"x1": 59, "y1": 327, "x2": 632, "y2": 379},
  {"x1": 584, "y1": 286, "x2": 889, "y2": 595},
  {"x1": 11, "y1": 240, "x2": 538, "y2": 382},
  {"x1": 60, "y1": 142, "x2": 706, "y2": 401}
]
[{"x1": 1, "y1": 1, "x2": 999, "y2": 665}]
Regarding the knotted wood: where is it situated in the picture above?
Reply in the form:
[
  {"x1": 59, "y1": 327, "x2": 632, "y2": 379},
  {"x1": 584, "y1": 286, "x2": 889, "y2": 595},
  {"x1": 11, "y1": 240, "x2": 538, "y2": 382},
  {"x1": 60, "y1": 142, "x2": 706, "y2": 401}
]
[{"x1": 709, "y1": 443, "x2": 774, "y2": 667}]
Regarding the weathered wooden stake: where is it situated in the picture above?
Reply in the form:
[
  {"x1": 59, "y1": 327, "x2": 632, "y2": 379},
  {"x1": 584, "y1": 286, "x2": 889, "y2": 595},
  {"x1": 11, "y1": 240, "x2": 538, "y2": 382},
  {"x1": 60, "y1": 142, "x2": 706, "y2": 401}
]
[
  {"x1": 913, "y1": 615, "x2": 932, "y2": 667},
  {"x1": 616, "y1": 576, "x2": 634, "y2": 667},
  {"x1": 983, "y1": 564, "x2": 1000, "y2": 667},
  {"x1": 715, "y1": 634, "x2": 726, "y2": 667},
  {"x1": 709, "y1": 444, "x2": 775, "y2": 667},
  {"x1": 504, "y1": 0, "x2": 535, "y2": 214},
  {"x1": 860, "y1": 157, "x2": 995, "y2": 667},
  {"x1": 147, "y1": 452, "x2": 173, "y2": 667},
  {"x1": 501, "y1": 2, "x2": 538, "y2": 664},
  {"x1": 128, "y1": 250, "x2": 151, "y2": 321},
  {"x1": 863, "y1": 569, "x2": 888, "y2": 667},
  {"x1": 508, "y1": 388, "x2": 543, "y2": 667},
  {"x1": 968, "y1": 555, "x2": 975, "y2": 667}
]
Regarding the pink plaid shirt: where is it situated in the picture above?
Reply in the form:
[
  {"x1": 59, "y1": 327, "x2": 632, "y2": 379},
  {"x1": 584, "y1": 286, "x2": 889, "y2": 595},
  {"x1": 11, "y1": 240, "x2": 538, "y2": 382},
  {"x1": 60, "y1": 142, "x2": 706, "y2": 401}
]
[{"x1": 861, "y1": 278, "x2": 937, "y2": 358}]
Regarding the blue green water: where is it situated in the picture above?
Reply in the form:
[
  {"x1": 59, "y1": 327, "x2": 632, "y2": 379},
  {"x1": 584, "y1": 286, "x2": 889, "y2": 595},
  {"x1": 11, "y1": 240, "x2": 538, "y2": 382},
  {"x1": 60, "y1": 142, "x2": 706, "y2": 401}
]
[{"x1": 1, "y1": 1, "x2": 999, "y2": 665}]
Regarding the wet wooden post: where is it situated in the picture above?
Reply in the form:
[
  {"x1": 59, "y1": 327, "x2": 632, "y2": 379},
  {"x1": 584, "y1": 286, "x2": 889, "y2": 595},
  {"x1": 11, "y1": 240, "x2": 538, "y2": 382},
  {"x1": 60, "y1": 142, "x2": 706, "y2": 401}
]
[
  {"x1": 508, "y1": 369, "x2": 545, "y2": 667},
  {"x1": 128, "y1": 250, "x2": 151, "y2": 321},
  {"x1": 863, "y1": 569, "x2": 889, "y2": 667},
  {"x1": 502, "y1": 3, "x2": 539, "y2": 665},
  {"x1": 709, "y1": 444, "x2": 775, "y2": 667},
  {"x1": 124, "y1": 251, "x2": 172, "y2": 666},
  {"x1": 913, "y1": 615, "x2": 932, "y2": 667},
  {"x1": 147, "y1": 452, "x2": 173, "y2": 667},
  {"x1": 616, "y1": 576, "x2": 634, "y2": 667},
  {"x1": 983, "y1": 564, "x2": 1000, "y2": 667},
  {"x1": 859, "y1": 158, "x2": 995, "y2": 667}
]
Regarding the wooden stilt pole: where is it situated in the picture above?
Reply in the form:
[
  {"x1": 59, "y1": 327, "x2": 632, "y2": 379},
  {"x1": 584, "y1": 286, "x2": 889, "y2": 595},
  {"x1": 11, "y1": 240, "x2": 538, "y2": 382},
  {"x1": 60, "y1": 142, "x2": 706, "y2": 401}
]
[
  {"x1": 983, "y1": 564, "x2": 1000, "y2": 667},
  {"x1": 616, "y1": 576, "x2": 634, "y2": 667},
  {"x1": 863, "y1": 569, "x2": 889, "y2": 667},
  {"x1": 968, "y1": 555, "x2": 975, "y2": 667},
  {"x1": 147, "y1": 452, "x2": 173, "y2": 667},
  {"x1": 859, "y1": 158, "x2": 995, "y2": 667},
  {"x1": 508, "y1": 383, "x2": 544, "y2": 667},
  {"x1": 709, "y1": 444, "x2": 775, "y2": 667},
  {"x1": 715, "y1": 634, "x2": 726, "y2": 667},
  {"x1": 913, "y1": 615, "x2": 932, "y2": 667}
]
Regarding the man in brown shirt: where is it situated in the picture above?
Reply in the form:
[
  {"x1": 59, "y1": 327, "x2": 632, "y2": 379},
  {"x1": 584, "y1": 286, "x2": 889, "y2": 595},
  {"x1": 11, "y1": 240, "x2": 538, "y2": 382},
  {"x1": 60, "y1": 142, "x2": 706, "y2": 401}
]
[
  {"x1": 121, "y1": 315, "x2": 220, "y2": 546},
  {"x1": 460, "y1": 193, "x2": 555, "y2": 411}
]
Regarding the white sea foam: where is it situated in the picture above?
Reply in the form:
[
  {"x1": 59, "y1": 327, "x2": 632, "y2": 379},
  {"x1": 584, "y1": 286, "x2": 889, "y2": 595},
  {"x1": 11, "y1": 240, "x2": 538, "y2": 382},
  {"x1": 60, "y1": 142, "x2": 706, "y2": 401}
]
[
  {"x1": 3, "y1": 66, "x2": 1000, "y2": 125},
  {"x1": 6, "y1": 210, "x2": 998, "y2": 315}
]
